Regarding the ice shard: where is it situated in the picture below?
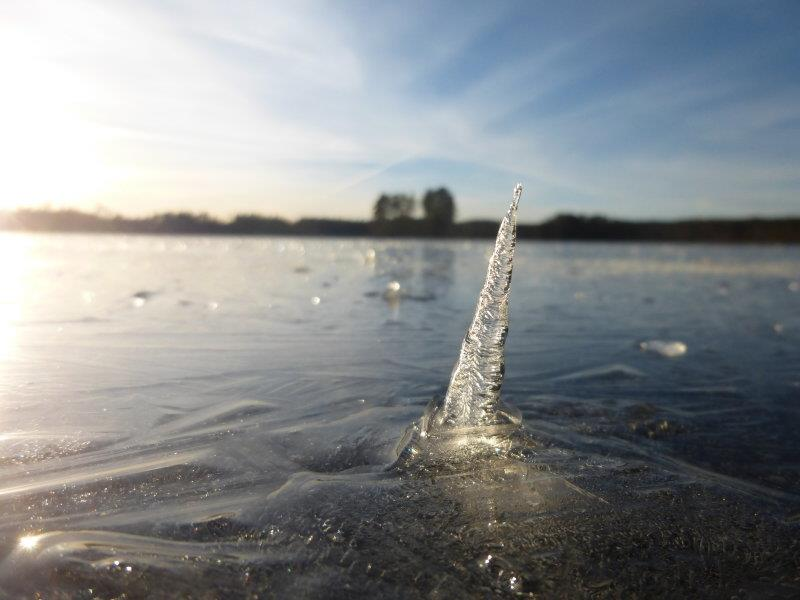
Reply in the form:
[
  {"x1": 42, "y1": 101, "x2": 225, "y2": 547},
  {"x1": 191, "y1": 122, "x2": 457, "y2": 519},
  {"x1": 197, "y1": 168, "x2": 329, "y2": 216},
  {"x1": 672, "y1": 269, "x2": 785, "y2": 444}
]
[
  {"x1": 433, "y1": 183, "x2": 522, "y2": 429},
  {"x1": 394, "y1": 185, "x2": 524, "y2": 468}
]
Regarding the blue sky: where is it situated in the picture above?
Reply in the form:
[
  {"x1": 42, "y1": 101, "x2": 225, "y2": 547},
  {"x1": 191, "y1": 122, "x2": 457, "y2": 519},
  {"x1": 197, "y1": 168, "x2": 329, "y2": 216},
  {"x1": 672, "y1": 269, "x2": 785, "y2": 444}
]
[{"x1": 1, "y1": 0, "x2": 798, "y2": 220}]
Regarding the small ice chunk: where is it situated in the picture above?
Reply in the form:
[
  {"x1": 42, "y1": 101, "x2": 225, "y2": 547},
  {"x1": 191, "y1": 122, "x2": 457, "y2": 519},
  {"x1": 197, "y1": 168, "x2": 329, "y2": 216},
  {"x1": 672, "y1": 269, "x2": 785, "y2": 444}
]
[
  {"x1": 773, "y1": 322, "x2": 784, "y2": 335},
  {"x1": 639, "y1": 340, "x2": 687, "y2": 358},
  {"x1": 310, "y1": 296, "x2": 321, "y2": 305},
  {"x1": 384, "y1": 281, "x2": 401, "y2": 301},
  {"x1": 789, "y1": 281, "x2": 800, "y2": 293},
  {"x1": 132, "y1": 290, "x2": 155, "y2": 300},
  {"x1": 131, "y1": 290, "x2": 155, "y2": 307}
]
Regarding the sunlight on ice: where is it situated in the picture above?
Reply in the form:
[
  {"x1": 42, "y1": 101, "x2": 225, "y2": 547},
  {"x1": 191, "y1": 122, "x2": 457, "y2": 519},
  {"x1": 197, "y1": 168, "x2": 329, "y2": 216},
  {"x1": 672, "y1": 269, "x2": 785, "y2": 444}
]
[{"x1": 18, "y1": 535, "x2": 41, "y2": 551}]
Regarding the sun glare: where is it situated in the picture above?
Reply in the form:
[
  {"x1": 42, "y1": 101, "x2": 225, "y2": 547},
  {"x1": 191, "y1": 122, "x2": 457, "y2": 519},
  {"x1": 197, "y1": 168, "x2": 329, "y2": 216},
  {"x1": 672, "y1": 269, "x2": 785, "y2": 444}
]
[
  {"x1": 0, "y1": 34, "x2": 110, "y2": 211},
  {"x1": 18, "y1": 534, "x2": 42, "y2": 551}
]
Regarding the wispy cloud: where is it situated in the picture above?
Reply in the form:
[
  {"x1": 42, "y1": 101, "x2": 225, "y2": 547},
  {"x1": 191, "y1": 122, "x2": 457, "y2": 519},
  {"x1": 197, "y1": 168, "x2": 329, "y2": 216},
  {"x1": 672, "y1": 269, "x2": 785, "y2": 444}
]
[{"x1": 0, "y1": 0, "x2": 797, "y2": 219}]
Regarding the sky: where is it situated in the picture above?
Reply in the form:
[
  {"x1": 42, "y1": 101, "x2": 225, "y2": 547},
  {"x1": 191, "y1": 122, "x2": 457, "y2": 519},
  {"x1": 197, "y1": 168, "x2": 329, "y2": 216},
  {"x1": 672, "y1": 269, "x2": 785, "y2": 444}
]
[{"x1": 0, "y1": 0, "x2": 799, "y2": 222}]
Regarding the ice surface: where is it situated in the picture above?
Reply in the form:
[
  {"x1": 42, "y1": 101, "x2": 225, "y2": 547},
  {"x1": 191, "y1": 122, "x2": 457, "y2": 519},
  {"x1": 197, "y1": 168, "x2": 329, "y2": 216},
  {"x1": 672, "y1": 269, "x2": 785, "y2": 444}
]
[{"x1": 0, "y1": 230, "x2": 798, "y2": 597}]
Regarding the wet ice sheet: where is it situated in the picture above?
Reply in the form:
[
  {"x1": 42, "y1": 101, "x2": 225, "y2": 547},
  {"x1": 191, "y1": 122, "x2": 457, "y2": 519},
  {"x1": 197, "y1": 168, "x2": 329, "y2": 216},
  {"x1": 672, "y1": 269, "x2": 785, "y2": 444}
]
[{"x1": 0, "y1": 233, "x2": 799, "y2": 597}]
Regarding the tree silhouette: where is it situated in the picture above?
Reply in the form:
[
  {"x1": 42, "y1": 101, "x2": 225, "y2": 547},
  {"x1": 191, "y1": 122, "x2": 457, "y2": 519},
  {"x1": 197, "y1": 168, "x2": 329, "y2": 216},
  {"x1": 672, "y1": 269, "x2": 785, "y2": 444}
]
[
  {"x1": 422, "y1": 187, "x2": 455, "y2": 234},
  {"x1": 373, "y1": 194, "x2": 415, "y2": 221}
]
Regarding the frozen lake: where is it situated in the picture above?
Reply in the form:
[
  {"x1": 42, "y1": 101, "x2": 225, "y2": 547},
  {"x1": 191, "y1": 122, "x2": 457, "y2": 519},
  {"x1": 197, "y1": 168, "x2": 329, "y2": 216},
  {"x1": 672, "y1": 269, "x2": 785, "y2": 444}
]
[{"x1": 0, "y1": 233, "x2": 798, "y2": 597}]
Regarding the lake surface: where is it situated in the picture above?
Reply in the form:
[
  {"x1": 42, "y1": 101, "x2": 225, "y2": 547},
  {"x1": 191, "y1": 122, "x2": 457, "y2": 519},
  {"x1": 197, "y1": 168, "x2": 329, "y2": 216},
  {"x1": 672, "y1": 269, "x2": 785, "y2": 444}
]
[{"x1": 0, "y1": 233, "x2": 798, "y2": 598}]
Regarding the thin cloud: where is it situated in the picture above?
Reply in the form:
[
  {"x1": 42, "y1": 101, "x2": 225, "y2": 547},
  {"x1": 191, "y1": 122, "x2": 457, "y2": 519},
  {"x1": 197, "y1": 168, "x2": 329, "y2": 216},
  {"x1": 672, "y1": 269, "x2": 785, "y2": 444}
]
[{"x1": 0, "y1": 0, "x2": 797, "y2": 218}]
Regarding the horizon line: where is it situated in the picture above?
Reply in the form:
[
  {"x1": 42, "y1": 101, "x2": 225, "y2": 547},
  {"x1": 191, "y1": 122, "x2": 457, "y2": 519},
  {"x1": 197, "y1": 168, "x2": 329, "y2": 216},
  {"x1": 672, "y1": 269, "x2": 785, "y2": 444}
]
[{"x1": 2, "y1": 205, "x2": 800, "y2": 225}]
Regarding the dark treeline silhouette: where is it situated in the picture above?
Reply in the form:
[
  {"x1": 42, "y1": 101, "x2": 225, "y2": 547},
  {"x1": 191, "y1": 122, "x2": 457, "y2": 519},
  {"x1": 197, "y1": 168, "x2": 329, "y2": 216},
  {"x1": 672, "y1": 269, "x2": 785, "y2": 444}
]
[
  {"x1": 0, "y1": 208, "x2": 368, "y2": 237},
  {"x1": 1, "y1": 200, "x2": 799, "y2": 243},
  {"x1": 462, "y1": 214, "x2": 800, "y2": 243},
  {"x1": 371, "y1": 187, "x2": 456, "y2": 236}
]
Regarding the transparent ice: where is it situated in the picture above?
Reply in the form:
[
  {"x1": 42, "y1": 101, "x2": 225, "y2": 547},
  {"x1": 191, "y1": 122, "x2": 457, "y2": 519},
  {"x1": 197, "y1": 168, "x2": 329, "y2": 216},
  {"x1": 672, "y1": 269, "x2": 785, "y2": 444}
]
[
  {"x1": 395, "y1": 184, "x2": 526, "y2": 468},
  {"x1": 436, "y1": 183, "x2": 522, "y2": 429}
]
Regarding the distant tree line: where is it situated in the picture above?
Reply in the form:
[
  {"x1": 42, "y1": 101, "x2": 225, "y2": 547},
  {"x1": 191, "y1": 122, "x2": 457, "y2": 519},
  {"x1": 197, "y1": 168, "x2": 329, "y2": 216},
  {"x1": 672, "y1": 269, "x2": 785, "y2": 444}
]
[
  {"x1": 0, "y1": 209, "x2": 370, "y2": 237},
  {"x1": 467, "y1": 214, "x2": 800, "y2": 243},
  {"x1": 1, "y1": 197, "x2": 799, "y2": 242},
  {"x1": 371, "y1": 188, "x2": 455, "y2": 235}
]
